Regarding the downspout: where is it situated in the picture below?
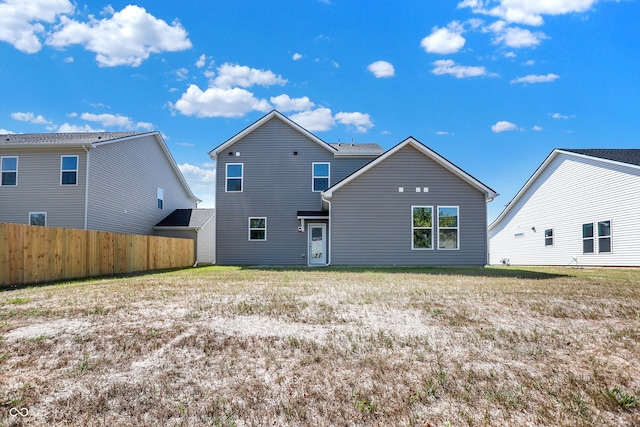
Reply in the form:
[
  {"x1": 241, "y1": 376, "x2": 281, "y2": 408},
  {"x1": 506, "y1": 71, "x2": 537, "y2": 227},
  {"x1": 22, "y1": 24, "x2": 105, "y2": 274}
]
[
  {"x1": 83, "y1": 145, "x2": 91, "y2": 230},
  {"x1": 326, "y1": 199, "x2": 332, "y2": 266}
]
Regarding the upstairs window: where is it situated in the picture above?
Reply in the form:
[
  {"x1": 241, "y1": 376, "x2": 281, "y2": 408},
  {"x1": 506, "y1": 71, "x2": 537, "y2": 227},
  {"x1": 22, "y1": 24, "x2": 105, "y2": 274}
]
[
  {"x1": 582, "y1": 223, "x2": 594, "y2": 253},
  {"x1": 226, "y1": 163, "x2": 243, "y2": 192},
  {"x1": 312, "y1": 162, "x2": 330, "y2": 192},
  {"x1": 61, "y1": 155, "x2": 78, "y2": 185},
  {"x1": 412, "y1": 206, "x2": 433, "y2": 250},
  {"x1": 248, "y1": 217, "x2": 266, "y2": 241},
  {"x1": 1, "y1": 156, "x2": 17, "y2": 186},
  {"x1": 438, "y1": 206, "x2": 459, "y2": 250},
  {"x1": 157, "y1": 187, "x2": 164, "y2": 209},
  {"x1": 545, "y1": 229, "x2": 554, "y2": 246},
  {"x1": 598, "y1": 220, "x2": 611, "y2": 253}
]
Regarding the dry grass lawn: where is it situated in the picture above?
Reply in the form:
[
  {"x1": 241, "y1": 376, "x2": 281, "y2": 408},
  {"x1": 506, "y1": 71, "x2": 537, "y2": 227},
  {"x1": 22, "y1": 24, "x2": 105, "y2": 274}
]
[{"x1": 1, "y1": 266, "x2": 639, "y2": 426}]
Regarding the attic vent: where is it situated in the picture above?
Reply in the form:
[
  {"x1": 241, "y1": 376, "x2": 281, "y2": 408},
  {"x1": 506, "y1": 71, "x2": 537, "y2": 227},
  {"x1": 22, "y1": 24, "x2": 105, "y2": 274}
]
[
  {"x1": 228, "y1": 152, "x2": 234, "y2": 156},
  {"x1": 293, "y1": 151, "x2": 298, "y2": 156}
]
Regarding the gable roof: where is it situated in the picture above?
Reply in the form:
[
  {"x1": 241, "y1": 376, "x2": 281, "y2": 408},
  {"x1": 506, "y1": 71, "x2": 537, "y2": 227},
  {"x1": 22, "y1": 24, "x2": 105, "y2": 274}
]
[
  {"x1": 488, "y1": 148, "x2": 640, "y2": 231},
  {"x1": 560, "y1": 148, "x2": 640, "y2": 167},
  {"x1": 154, "y1": 208, "x2": 215, "y2": 229},
  {"x1": 0, "y1": 132, "x2": 143, "y2": 147},
  {"x1": 0, "y1": 131, "x2": 200, "y2": 204},
  {"x1": 209, "y1": 110, "x2": 337, "y2": 159},
  {"x1": 322, "y1": 137, "x2": 498, "y2": 202}
]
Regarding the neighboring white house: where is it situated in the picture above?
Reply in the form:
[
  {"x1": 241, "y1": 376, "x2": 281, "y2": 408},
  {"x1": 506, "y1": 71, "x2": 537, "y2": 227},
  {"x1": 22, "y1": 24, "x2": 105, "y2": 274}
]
[{"x1": 489, "y1": 148, "x2": 640, "y2": 266}]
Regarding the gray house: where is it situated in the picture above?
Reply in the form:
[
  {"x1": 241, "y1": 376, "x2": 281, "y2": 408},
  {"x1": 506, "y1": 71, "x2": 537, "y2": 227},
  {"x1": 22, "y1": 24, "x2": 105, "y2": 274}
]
[
  {"x1": 210, "y1": 111, "x2": 497, "y2": 266},
  {"x1": 0, "y1": 132, "x2": 200, "y2": 236}
]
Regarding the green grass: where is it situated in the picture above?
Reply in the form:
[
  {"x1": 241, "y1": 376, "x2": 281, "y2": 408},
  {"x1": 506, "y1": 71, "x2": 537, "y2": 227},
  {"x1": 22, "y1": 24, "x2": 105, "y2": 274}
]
[{"x1": 0, "y1": 265, "x2": 638, "y2": 426}]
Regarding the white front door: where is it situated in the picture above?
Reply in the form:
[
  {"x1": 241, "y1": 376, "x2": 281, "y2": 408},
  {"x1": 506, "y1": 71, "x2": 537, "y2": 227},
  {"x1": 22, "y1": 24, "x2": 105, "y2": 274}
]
[{"x1": 308, "y1": 224, "x2": 327, "y2": 265}]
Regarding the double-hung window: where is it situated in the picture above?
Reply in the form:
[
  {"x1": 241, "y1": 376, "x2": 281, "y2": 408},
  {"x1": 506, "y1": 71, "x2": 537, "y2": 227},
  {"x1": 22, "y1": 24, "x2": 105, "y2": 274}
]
[
  {"x1": 582, "y1": 223, "x2": 594, "y2": 253},
  {"x1": 61, "y1": 155, "x2": 78, "y2": 185},
  {"x1": 226, "y1": 163, "x2": 243, "y2": 192},
  {"x1": 545, "y1": 229, "x2": 554, "y2": 246},
  {"x1": 598, "y1": 220, "x2": 611, "y2": 253},
  {"x1": 312, "y1": 163, "x2": 330, "y2": 192},
  {"x1": 412, "y1": 206, "x2": 433, "y2": 249},
  {"x1": 1, "y1": 156, "x2": 17, "y2": 186},
  {"x1": 248, "y1": 217, "x2": 266, "y2": 241},
  {"x1": 438, "y1": 206, "x2": 459, "y2": 250}
]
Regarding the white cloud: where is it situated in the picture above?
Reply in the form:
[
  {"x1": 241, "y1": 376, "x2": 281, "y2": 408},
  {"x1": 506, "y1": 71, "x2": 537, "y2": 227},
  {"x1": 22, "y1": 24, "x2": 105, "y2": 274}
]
[
  {"x1": 421, "y1": 21, "x2": 466, "y2": 54},
  {"x1": 0, "y1": 129, "x2": 15, "y2": 134},
  {"x1": 494, "y1": 26, "x2": 546, "y2": 48},
  {"x1": 367, "y1": 60, "x2": 395, "y2": 78},
  {"x1": 178, "y1": 163, "x2": 216, "y2": 208},
  {"x1": 11, "y1": 111, "x2": 51, "y2": 125},
  {"x1": 46, "y1": 5, "x2": 192, "y2": 67},
  {"x1": 175, "y1": 67, "x2": 189, "y2": 80},
  {"x1": 195, "y1": 54, "x2": 206, "y2": 68},
  {"x1": 79, "y1": 112, "x2": 153, "y2": 130},
  {"x1": 551, "y1": 112, "x2": 573, "y2": 119},
  {"x1": 491, "y1": 120, "x2": 518, "y2": 133},
  {"x1": 211, "y1": 63, "x2": 287, "y2": 89},
  {"x1": 459, "y1": 0, "x2": 597, "y2": 26},
  {"x1": 270, "y1": 94, "x2": 315, "y2": 112},
  {"x1": 0, "y1": 0, "x2": 74, "y2": 53},
  {"x1": 57, "y1": 123, "x2": 102, "y2": 132},
  {"x1": 532, "y1": 125, "x2": 543, "y2": 131},
  {"x1": 292, "y1": 53, "x2": 302, "y2": 61},
  {"x1": 289, "y1": 108, "x2": 336, "y2": 132},
  {"x1": 172, "y1": 84, "x2": 271, "y2": 118},
  {"x1": 436, "y1": 131, "x2": 453, "y2": 136},
  {"x1": 431, "y1": 59, "x2": 489, "y2": 78},
  {"x1": 511, "y1": 73, "x2": 559, "y2": 84},
  {"x1": 335, "y1": 112, "x2": 374, "y2": 133}
]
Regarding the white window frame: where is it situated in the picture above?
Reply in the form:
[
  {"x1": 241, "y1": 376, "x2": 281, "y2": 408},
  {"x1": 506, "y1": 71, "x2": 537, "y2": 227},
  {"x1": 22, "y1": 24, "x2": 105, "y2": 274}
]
[
  {"x1": 60, "y1": 155, "x2": 78, "y2": 186},
  {"x1": 312, "y1": 162, "x2": 330, "y2": 192},
  {"x1": 248, "y1": 217, "x2": 267, "y2": 241},
  {"x1": 29, "y1": 212, "x2": 47, "y2": 226},
  {"x1": 544, "y1": 228, "x2": 554, "y2": 247},
  {"x1": 157, "y1": 187, "x2": 164, "y2": 210},
  {"x1": 582, "y1": 223, "x2": 594, "y2": 254},
  {"x1": 411, "y1": 206, "x2": 434, "y2": 250},
  {"x1": 438, "y1": 206, "x2": 460, "y2": 250},
  {"x1": 226, "y1": 163, "x2": 243, "y2": 192},
  {"x1": 1, "y1": 156, "x2": 18, "y2": 186},
  {"x1": 598, "y1": 220, "x2": 612, "y2": 253}
]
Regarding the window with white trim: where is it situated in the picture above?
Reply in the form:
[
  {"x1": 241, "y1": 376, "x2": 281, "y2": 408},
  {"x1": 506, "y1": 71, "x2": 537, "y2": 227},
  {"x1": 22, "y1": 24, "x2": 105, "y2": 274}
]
[
  {"x1": 248, "y1": 217, "x2": 266, "y2": 241},
  {"x1": 438, "y1": 206, "x2": 459, "y2": 250},
  {"x1": 157, "y1": 187, "x2": 164, "y2": 209},
  {"x1": 582, "y1": 223, "x2": 594, "y2": 253},
  {"x1": 226, "y1": 163, "x2": 243, "y2": 192},
  {"x1": 598, "y1": 220, "x2": 611, "y2": 253},
  {"x1": 545, "y1": 229, "x2": 553, "y2": 246},
  {"x1": 412, "y1": 206, "x2": 433, "y2": 250},
  {"x1": 29, "y1": 212, "x2": 46, "y2": 226},
  {"x1": 61, "y1": 155, "x2": 78, "y2": 185},
  {"x1": 312, "y1": 162, "x2": 330, "y2": 192},
  {"x1": 1, "y1": 156, "x2": 17, "y2": 186}
]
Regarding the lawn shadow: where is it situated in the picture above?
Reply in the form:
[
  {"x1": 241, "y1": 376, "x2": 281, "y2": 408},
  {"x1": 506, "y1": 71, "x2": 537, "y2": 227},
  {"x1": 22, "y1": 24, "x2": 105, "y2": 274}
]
[{"x1": 241, "y1": 265, "x2": 571, "y2": 280}]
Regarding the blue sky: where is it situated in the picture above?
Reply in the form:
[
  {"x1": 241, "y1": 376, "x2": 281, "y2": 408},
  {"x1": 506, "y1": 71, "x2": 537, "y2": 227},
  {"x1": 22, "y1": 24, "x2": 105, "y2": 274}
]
[{"x1": 1, "y1": 0, "x2": 638, "y2": 222}]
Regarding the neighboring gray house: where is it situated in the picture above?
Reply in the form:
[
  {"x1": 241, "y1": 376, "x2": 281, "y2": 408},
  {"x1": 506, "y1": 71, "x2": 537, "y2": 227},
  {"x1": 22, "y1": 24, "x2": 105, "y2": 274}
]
[
  {"x1": 489, "y1": 148, "x2": 640, "y2": 266},
  {"x1": 154, "y1": 208, "x2": 216, "y2": 265},
  {"x1": 210, "y1": 110, "x2": 497, "y2": 266},
  {"x1": 0, "y1": 132, "x2": 200, "y2": 235}
]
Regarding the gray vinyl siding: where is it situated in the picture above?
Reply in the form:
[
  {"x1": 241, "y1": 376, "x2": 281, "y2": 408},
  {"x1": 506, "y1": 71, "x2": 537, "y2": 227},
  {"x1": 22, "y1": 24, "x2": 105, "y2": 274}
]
[
  {"x1": 330, "y1": 145, "x2": 488, "y2": 266},
  {"x1": 0, "y1": 147, "x2": 87, "y2": 228},
  {"x1": 216, "y1": 117, "x2": 371, "y2": 265},
  {"x1": 87, "y1": 134, "x2": 196, "y2": 235}
]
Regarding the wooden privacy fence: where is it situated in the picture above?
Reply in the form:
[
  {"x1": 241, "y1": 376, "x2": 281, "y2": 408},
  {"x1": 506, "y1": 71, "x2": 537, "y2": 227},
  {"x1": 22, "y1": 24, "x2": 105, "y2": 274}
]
[{"x1": 0, "y1": 223, "x2": 194, "y2": 287}]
